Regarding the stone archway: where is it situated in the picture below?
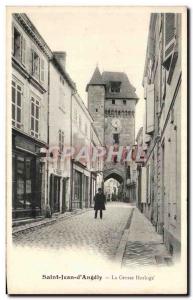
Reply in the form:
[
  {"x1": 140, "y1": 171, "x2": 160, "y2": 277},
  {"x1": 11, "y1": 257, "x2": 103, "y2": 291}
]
[
  {"x1": 104, "y1": 169, "x2": 125, "y2": 202},
  {"x1": 104, "y1": 168, "x2": 125, "y2": 183},
  {"x1": 104, "y1": 172, "x2": 123, "y2": 184}
]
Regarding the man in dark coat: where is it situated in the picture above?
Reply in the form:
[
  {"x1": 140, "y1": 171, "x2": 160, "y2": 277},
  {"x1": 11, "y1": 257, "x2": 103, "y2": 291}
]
[{"x1": 94, "y1": 188, "x2": 106, "y2": 219}]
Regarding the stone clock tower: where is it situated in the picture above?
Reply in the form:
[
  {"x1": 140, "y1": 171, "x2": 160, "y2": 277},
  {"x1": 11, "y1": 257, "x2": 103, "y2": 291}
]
[{"x1": 86, "y1": 67, "x2": 138, "y2": 201}]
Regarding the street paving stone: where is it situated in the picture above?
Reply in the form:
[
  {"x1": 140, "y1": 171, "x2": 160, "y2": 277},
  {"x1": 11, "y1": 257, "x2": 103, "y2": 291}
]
[
  {"x1": 122, "y1": 208, "x2": 170, "y2": 268},
  {"x1": 13, "y1": 202, "x2": 133, "y2": 260},
  {"x1": 122, "y1": 241, "x2": 158, "y2": 267}
]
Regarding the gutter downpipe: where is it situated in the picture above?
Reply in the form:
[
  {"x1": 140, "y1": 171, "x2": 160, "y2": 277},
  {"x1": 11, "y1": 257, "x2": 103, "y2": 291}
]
[
  {"x1": 46, "y1": 60, "x2": 50, "y2": 215},
  {"x1": 69, "y1": 89, "x2": 76, "y2": 211}
]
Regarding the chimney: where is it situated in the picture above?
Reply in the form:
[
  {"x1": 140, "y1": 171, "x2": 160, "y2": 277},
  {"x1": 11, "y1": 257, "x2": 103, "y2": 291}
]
[{"x1": 53, "y1": 51, "x2": 66, "y2": 70}]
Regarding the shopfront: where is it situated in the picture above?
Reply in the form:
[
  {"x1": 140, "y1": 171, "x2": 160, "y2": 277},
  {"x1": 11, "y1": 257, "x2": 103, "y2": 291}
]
[
  {"x1": 49, "y1": 174, "x2": 60, "y2": 213},
  {"x1": 72, "y1": 162, "x2": 90, "y2": 210},
  {"x1": 12, "y1": 130, "x2": 45, "y2": 220},
  {"x1": 83, "y1": 175, "x2": 89, "y2": 208},
  {"x1": 90, "y1": 173, "x2": 96, "y2": 207},
  {"x1": 72, "y1": 169, "x2": 82, "y2": 209}
]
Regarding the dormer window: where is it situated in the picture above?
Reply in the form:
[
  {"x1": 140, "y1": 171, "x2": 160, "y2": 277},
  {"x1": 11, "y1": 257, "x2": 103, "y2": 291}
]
[{"x1": 110, "y1": 81, "x2": 121, "y2": 93}]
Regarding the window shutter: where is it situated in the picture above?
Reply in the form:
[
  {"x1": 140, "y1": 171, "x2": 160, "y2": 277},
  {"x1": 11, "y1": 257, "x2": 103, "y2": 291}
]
[
  {"x1": 40, "y1": 58, "x2": 45, "y2": 82},
  {"x1": 143, "y1": 76, "x2": 147, "y2": 99},
  {"x1": 162, "y1": 68, "x2": 166, "y2": 100},
  {"x1": 59, "y1": 130, "x2": 61, "y2": 152},
  {"x1": 165, "y1": 13, "x2": 175, "y2": 46},
  {"x1": 167, "y1": 14, "x2": 179, "y2": 84},
  {"x1": 21, "y1": 36, "x2": 26, "y2": 65},
  {"x1": 163, "y1": 13, "x2": 176, "y2": 70},
  {"x1": 38, "y1": 56, "x2": 40, "y2": 80},
  {"x1": 141, "y1": 167, "x2": 147, "y2": 203},
  {"x1": 12, "y1": 24, "x2": 14, "y2": 54},
  {"x1": 62, "y1": 132, "x2": 64, "y2": 152},
  {"x1": 146, "y1": 84, "x2": 155, "y2": 134},
  {"x1": 148, "y1": 59, "x2": 153, "y2": 81},
  {"x1": 31, "y1": 50, "x2": 34, "y2": 75}
]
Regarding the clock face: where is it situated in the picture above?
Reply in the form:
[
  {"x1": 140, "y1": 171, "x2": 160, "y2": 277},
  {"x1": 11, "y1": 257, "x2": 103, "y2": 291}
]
[{"x1": 111, "y1": 118, "x2": 121, "y2": 130}]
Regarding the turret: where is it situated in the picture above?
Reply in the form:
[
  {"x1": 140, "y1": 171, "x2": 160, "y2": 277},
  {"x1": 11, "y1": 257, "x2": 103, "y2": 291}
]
[{"x1": 86, "y1": 67, "x2": 106, "y2": 145}]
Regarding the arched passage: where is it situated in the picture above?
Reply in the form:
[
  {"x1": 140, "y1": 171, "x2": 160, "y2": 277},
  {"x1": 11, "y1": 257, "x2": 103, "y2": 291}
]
[
  {"x1": 104, "y1": 171, "x2": 124, "y2": 202},
  {"x1": 104, "y1": 172, "x2": 123, "y2": 184}
]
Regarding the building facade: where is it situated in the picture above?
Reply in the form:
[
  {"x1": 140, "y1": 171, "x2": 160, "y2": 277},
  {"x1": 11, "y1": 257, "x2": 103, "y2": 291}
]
[
  {"x1": 11, "y1": 13, "x2": 104, "y2": 224},
  {"x1": 90, "y1": 124, "x2": 104, "y2": 206},
  {"x1": 48, "y1": 52, "x2": 76, "y2": 215},
  {"x1": 12, "y1": 13, "x2": 52, "y2": 221},
  {"x1": 71, "y1": 92, "x2": 103, "y2": 210},
  {"x1": 140, "y1": 13, "x2": 182, "y2": 257},
  {"x1": 86, "y1": 67, "x2": 138, "y2": 202}
]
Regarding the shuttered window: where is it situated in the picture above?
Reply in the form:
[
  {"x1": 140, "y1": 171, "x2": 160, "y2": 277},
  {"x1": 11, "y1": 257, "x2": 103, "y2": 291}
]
[
  {"x1": 163, "y1": 13, "x2": 179, "y2": 82},
  {"x1": 31, "y1": 97, "x2": 40, "y2": 138},
  {"x1": 32, "y1": 50, "x2": 40, "y2": 80},
  {"x1": 146, "y1": 165, "x2": 151, "y2": 203},
  {"x1": 143, "y1": 77, "x2": 147, "y2": 99},
  {"x1": 146, "y1": 84, "x2": 155, "y2": 134},
  {"x1": 165, "y1": 13, "x2": 175, "y2": 46},
  {"x1": 12, "y1": 26, "x2": 26, "y2": 66},
  {"x1": 40, "y1": 58, "x2": 45, "y2": 82},
  {"x1": 21, "y1": 37, "x2": 26, "y2": 65},
  {"x1": 163, "y1": 13, "x2": 176, "y2": 70},
  {"x1": 12, "y1": 80, "x2": 23, "y2": 129},
  {"x1": 162, "y1": 68, "x2": 166, "y2": 101}
]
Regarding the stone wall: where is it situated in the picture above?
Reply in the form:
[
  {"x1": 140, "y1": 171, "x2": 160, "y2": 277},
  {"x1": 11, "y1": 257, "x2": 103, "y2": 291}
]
[{"x1": 87, "y1": 85, "x2": 105, "y2": 145}]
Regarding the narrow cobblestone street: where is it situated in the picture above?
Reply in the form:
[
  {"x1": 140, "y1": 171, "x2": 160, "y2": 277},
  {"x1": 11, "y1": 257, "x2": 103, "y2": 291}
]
[{"x1": 13, "y1": 203, "x2": 133, "y2": 261}]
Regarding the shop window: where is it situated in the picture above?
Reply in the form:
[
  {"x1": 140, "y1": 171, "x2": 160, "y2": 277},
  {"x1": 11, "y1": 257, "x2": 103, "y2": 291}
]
[
  {"x1": 16, "y1": 156, "x2": 25, "y2": 208},
  {"x1": 12, "y1": 80, "x2": 22, "y2": 129},
  {"x1": 110, "y1": 81, "x2": 121, "y2": 93},
  {"x1": 12, "y1": 154, "x2": 37, "y2": 213},
  {"x1": 12, "y1": 26, "x2": 26, "y2": 65},
  {"x1": 73, "y1": 171, "x2": 82, "y2": 209},
  {"x1": 31, "y1": 97, "x2": 40, "y2": 138}
]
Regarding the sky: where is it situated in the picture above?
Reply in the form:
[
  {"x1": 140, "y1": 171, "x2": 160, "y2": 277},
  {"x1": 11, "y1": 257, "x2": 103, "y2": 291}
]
[{"x1": 27, "y1": 7, "x2": 150, "y2": 137}]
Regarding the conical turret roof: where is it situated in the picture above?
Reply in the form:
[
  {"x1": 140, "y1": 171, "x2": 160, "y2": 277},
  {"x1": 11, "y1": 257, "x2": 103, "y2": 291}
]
[{"x1": 86, "y1": 66, "x2": 105, "y2": 91}]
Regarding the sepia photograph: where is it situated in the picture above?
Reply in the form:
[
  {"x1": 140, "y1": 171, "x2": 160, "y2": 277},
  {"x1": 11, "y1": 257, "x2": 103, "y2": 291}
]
[{"x1": 6, "y1": 5, "x2": 187, "y2": 295}]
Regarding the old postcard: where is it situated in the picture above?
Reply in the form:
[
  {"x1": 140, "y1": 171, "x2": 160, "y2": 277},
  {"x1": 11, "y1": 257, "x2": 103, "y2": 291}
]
[{"x1": 6, "y1": 6, "x2": 187, "y2": 295}]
